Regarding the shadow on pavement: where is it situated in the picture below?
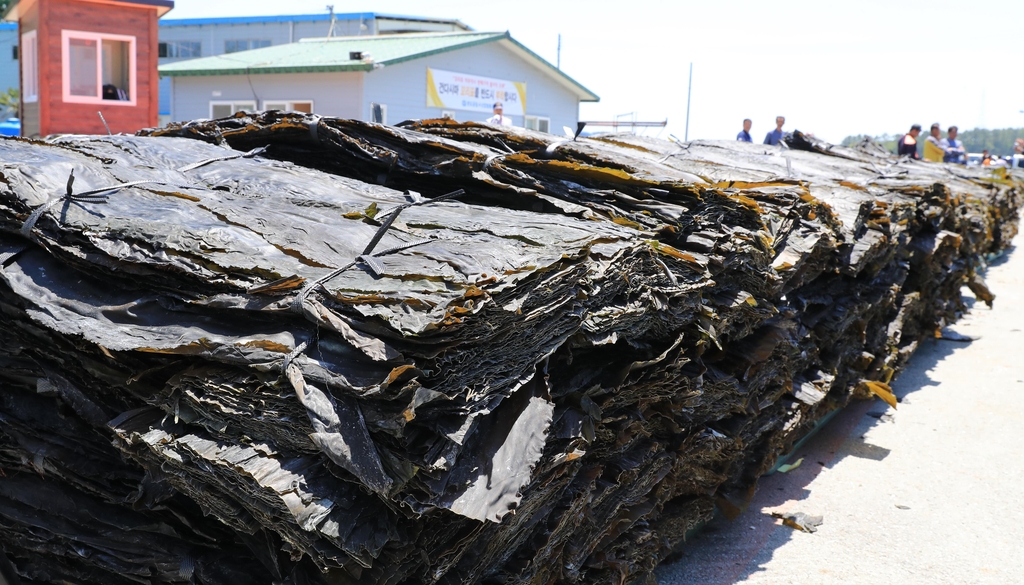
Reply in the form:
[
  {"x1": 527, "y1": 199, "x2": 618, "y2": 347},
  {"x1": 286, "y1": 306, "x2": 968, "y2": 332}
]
[
  {"x1": 655, "y1": 333, "x2": 970, "y2": 585},
  {"x1": 986, "y1": 244, "x2": 1015, "y2": 269}
]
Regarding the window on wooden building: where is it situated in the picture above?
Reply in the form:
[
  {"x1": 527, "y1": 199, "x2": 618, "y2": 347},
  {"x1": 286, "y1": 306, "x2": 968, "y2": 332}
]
[
  {"x1": 263, "y1": 100, "x2": 313, "y2": 113},
  {"x1": 224, "y1": 39, "x2": 271, "y2": 54},
  {"x1": 210, "y1": 101, "x2": 256, "y2": 118},
  {"x1": 61, "y1": 30, "x2": 136, "y2": 105},
  {"x1": 21, "y1": 31, "x2": 37, "y2": 103}
]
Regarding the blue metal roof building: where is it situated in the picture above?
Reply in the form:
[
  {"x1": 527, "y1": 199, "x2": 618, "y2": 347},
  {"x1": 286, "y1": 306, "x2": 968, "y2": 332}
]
[
  {"x1": 158, "y1": 12, "x2": 469, "y2": 29},
  {"x1": 155, "y1": 12, "x2": 472, "y2": 122}
]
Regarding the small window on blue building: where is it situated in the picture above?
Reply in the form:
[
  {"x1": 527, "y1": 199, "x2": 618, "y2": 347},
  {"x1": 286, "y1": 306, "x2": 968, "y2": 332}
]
[
  {"x1": 159, "y1": 41, "x2": 201, "y2": 59},
  {"x1": 225, "y1": 39, "x2": 271, "y2": 54}
]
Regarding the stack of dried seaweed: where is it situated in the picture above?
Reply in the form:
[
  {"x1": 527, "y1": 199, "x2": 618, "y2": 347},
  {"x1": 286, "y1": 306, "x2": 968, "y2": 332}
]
[{"x1": 0, "y1": 113, "x2": 1018, "y2": 585}]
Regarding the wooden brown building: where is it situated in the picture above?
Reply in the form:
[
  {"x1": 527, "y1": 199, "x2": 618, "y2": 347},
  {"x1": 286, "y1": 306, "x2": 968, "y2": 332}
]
[{"x1": 3, "y1": 0, "x2": 174, "y2": 136}]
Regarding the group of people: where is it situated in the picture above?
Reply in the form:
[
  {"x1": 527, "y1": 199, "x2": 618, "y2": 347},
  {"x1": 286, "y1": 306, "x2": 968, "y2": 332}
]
[
  {"x1": 983, "y1": 138, "x2": 1024, "y2": 167},
  {"x1": 898, "y1": 123, "x2": 966, "y2": 163},
  {"x1": 487, "y1": 105, "x2": 1021, "y2": 166},
  {"x1": 736, "y1": 116, "x2": 788, "y2": 145}
]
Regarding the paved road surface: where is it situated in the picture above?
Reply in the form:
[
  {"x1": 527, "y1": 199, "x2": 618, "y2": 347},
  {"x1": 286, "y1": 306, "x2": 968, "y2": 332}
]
[{"x1": 657, "y1": 224, "x2": 1024, "y2": 585}]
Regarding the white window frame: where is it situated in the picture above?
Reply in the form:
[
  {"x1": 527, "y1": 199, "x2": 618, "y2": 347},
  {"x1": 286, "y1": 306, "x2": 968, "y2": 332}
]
[
  {"x1": 261, "y1": 100, "x2": 314, "y2": 113},
  {"x1": 61, "y1": 29, "x2": 137, "y2": 106},
  {"x1": 525, "y1": 115, "x2": 551, "y2": 133},
  {"x1": 209, "y1": 100, "x2": 256, "y2": 118},
  {"x1": 21, "y1": 30, "x2": 38, "y2": 103}
]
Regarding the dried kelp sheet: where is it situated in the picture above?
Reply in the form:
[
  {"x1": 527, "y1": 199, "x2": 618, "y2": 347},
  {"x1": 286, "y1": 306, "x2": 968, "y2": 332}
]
[{"x1": 0, "y1": 113, "x2": 1019, "y2": 585}]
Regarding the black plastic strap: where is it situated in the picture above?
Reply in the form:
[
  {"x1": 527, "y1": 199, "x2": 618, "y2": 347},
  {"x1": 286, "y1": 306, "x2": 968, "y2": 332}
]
[
  {"x1": 289, "y1": 189, "x2": 465, "y2": 312},
  {"x1": 21, "y1": 144, "x2": 270, "y2": 238},
  {"x1": 176, "y1": 146, "x2": 268, "y2": 172},
  {"x1": 19, "y1": 171, "x2": 164, "y2": 238}
]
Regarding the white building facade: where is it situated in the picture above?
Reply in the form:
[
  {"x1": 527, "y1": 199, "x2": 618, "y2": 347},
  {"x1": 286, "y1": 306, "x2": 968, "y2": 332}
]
[
  {"x1": 156, "y1": 13, "x2": 472, "y2": 124},
  {"x1": 160, "y1": 31, "x2": 598, "y2": 132}
]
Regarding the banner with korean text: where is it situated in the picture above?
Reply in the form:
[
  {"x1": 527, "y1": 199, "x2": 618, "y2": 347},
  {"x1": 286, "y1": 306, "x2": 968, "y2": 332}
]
[{"x1": 426, "y1": 68, "x2": 526, "y2": 116}]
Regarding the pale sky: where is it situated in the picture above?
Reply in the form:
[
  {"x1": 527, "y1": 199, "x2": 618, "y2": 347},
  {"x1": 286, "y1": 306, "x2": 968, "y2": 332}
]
[{"x1": 166, "y1": 0, "x2": 1024, "y2": 144}]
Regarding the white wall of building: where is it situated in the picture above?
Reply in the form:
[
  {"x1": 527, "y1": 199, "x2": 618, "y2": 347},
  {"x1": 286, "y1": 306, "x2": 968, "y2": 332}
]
[
  {"x1": 166, "y1": 40, "x2": 587, "y2": 131},
  {"x1": 158, "y1": 18, "x2": 341, "y2": 118},
  {"x1": 169, "y1": 71, "x2": 364, "y2": 121},
  {"x1": 156, "y1": 15, "x2": 469, "y2": 119},
  {"x1": 363, "y1": 41, "x2": 581, "y2": 130}
]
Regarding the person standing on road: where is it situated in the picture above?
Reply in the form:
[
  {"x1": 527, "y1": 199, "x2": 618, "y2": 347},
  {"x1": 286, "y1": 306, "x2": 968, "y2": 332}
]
[
  {"x1": 763, "y1": 116, "x2": 786, "y2": 145},
  {"x1": 737, "y1": 119, "x2": 753, "y2": 142},
  {"x1": 940, "y1": 126, "x2": 966, "y2": 164},
  {"x1": 897, "y1": 124, "x2": 922, "y2": 159},
  {"x1": 486, "y1": 102, "x2": 513, "y2": 127}
]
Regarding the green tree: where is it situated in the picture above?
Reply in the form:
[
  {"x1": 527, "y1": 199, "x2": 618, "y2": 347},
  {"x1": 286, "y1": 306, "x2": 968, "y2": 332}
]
[
  {"x1": 0, "y1": 88, "x2": 18, "y2": 119},
  {"x1": 841, "y1": 133, "x2": 897, "y2": 153},
  {"x1": 842, "y1": 127, "x2": 1024, "y2": 156},
  {"x1": 840, "y1": 134, "x2": 872, "y2": 146},
  {"x1": 957, "y1": 127, "x2": 1023, "y2": 156}
]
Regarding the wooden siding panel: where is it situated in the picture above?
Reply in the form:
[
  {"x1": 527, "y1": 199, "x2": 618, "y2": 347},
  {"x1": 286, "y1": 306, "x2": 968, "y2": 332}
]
[
  {"x1": 33, "y1": 1, "x2": 47, "y2": 135},
  {"x1": 22, "y1": 102, "x2": 40, "y2": 136},
  {"x1": 41, "y1": 0, "x2": 159, "y2": 135}
]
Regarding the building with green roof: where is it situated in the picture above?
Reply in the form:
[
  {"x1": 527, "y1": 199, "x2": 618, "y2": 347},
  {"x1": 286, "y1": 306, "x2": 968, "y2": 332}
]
[
  {"x1": 154, "y1": 12, "x2": 475, "y2": 123},
  {"x1": 160, "y1": 30, "x2": 598, "y2": 132}
]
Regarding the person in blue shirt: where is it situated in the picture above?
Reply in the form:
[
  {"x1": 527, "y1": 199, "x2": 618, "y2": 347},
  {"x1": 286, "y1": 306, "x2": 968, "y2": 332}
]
[
  {"x1": 763, "y1": 116, "x2": 786, "y2": 145},
  {"x1": 939, "y1": 126, "x2": 966, "y2": 164},
  {"x1": 736, "y1": 118, "x2": 752, "y2": 142}
]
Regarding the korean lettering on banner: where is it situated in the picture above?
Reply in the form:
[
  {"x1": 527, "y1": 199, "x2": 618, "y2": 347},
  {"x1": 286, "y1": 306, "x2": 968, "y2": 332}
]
[{"x1": 426, "y1": 68, "x2": 526, "y2": 116}]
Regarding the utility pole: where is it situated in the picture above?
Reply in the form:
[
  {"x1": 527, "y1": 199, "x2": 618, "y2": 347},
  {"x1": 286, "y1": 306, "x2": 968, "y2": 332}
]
[
  {"x1": 327, "y1": 5, "x2": 336, "y2": 37},
  {"x1": 557, "y1": 34, "x2": 561, "y2": 69},
  {"x1": 684, "y1": 62, "x2": 692, "y2": 142}
]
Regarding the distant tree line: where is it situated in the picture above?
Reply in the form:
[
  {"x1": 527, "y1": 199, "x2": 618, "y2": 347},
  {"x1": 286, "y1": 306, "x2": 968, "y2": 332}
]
[
  {"x1": 842, "y1": 127, "x2": 1024, "y2": 156},
  {"x1": 841, "y1": 133, "x2": 900, "y2": 153}
]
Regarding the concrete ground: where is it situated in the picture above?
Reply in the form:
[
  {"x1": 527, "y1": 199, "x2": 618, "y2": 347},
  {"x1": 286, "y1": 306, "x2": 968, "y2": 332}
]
[{"x1": 657, "y1": 226, "x2": 1024, "y2": 585}]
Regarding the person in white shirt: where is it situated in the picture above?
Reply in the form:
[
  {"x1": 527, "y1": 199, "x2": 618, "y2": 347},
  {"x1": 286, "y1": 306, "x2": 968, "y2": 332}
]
[{"x1": 486, "y1": 102, "x2": 513, "y2": 127}]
